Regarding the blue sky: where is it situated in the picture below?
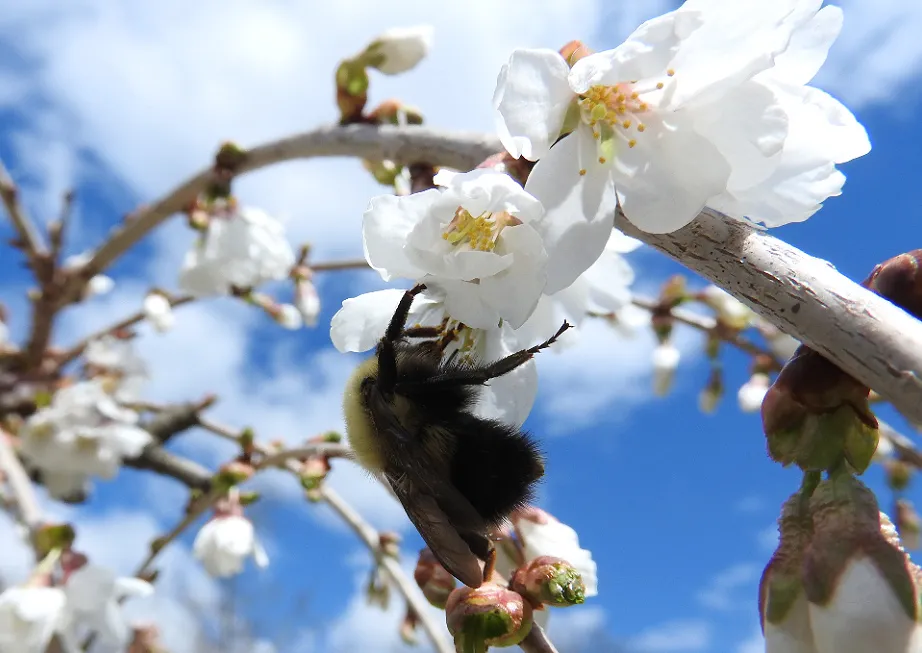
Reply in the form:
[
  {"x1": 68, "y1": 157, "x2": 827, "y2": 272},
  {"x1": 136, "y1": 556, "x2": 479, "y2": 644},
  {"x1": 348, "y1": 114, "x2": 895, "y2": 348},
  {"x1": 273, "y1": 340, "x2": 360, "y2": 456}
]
[{"x1": 1, "y1": 1, "x2": 921, "y2": 652}]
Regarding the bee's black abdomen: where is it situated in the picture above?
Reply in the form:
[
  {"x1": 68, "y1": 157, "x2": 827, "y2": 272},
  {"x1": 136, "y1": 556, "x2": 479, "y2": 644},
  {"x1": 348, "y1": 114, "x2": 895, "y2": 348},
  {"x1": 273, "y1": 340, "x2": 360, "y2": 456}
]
[{"x1": 449, "y1": 414, "x2": 544, "y2": 526}]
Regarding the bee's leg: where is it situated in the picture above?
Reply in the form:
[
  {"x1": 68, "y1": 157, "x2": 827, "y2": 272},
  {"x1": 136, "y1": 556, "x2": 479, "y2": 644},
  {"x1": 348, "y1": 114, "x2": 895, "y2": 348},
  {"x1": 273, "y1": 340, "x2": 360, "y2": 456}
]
[
  {"x1": 384, "y1": 284, "x2": 428, "y2": 343},
  {"x1": 407, "y1": 320, "x2": 572, "y2": 389},
  {"x1": 378, "y1": 284, "x2": 428, "y2": 391},
  {"x1": 403, "y1": 326, "x2": 441, "y2": 338}
]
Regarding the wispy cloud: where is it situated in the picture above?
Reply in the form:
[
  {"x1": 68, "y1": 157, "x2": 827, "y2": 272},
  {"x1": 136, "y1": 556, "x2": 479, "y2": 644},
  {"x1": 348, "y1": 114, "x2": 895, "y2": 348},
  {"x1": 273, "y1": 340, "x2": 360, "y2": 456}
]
[
  {"x1": 696, "y1": 563, "x2": 762, "y2": 612},
  {"x1": 627, "y1": 619, "x2": 712, "y2": 652}
]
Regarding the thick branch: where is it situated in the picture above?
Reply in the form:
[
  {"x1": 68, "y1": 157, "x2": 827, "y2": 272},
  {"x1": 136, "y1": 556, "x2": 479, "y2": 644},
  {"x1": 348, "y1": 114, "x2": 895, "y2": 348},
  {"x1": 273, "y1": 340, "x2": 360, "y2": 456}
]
[
  {"x1": 124, "y1": 445, "x2": 212, "y2": 492},
  {"x1": 615, "y1": 208, "x2": 922, "y2": 424},
  {"x1": 76, "y1": 125, "x2": 500, "y2": 284}
]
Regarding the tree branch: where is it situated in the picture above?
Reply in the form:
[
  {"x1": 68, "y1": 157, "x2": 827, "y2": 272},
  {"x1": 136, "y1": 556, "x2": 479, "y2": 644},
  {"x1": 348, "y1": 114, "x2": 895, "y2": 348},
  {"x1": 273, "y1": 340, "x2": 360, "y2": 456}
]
[
  {"x1": 0, "y1": 429, "x2": 43, "y2": 548},
  {"x1": 73, "y1": 125, "x2": 501, "y2": 287},
  {"x1": 320, "y1": 485, "x2": 454, "y2": 653},
  {"x1": 614, "y1": 208, "x2": 922, "y2": 424},
  {"x1": 0, "y1": 158, "x2": 46, "y2": 265}
]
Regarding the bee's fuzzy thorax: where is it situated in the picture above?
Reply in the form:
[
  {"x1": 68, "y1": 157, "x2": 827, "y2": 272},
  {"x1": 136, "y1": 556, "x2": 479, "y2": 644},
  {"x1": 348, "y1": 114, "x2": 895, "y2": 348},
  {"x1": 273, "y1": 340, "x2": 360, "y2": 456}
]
[{"x1": 343, "y1": 356, "x2": 386, "y2": 473}]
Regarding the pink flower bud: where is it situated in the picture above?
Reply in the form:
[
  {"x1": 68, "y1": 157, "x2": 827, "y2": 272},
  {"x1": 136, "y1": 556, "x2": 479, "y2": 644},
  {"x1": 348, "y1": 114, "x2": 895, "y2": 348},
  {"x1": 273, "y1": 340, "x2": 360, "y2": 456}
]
[
  {"x1": 414, "y1": 548, "x2": 457, "y2": 609},
  {"x1": 510, "y1": 555, "x2": 586, "y2": 607},
  {"x1": 445, "y1": 583, "x2": 533, "y2": 650}
]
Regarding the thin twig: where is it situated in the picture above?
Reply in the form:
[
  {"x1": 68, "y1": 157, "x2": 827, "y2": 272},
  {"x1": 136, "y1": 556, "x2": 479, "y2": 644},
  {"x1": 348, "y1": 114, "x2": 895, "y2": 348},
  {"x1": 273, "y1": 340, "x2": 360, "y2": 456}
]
[
  {"x1": 0, "y1": 158, "x2": 46, "y2": 264},
  {"x1": 56, "y1": 294, "x2": 196, "y2": 367},
  {"x1": 519, "y1": 623, "x2": 560, "y2": 653},
  {"x1": 256, "y1": 443, "x2": 352, "y2": 468},
  {"x1": 310, "y1": 258, "x2": 372, "y2": 272},
  {"x1": 628, "y1": 295, "x2": 782, "y2": 369},
  {"x1": 0, "y1": 429, "x2": 43, "y2": 549},
  {"x1": 135, "y1": 485, "x2": 226, "y2": 578},
  {"x1": 320, "y1": 485, "x2": 454, "y2": 653}
]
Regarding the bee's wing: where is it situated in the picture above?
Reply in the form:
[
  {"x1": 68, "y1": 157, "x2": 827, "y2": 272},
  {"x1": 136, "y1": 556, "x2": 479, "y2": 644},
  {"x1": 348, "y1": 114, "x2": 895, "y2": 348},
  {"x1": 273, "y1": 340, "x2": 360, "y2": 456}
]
[
  {"x1": 365, "y1": 390, "x2": 486, "y2": 588},
  {"x1": 386, "y1": 469, "x2": 485, "y2": 588}
]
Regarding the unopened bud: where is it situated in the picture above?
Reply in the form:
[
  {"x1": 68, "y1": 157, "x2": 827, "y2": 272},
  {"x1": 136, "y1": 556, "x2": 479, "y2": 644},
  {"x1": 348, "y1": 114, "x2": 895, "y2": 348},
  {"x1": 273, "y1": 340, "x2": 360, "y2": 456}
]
[
  {"x1": 700, "y1": 285, "x2": 753, "y2": 330},
  {"x1": 335, "y1": 59, "x2": 369, "y2": 123},
  {"x1": 559, "y1": 40, "x2": 593, "y2": 67},
  {"x1": 400, "y1": 608, "x2": 420, "y2": 646},
  {"x1": 652, "y1": 343, "x2": 680, "y2": 397},
  {"x1": 414, "y1": 548, "x2": 457, "y2": 609},
  {"x1": 445, "y1": 583, "x2": 533, "y2": 651},
  {"x1": 35, "y1": 523, "x2": 76, "y2": 558},
  {"x1": 761, "y1": 348, "x2": 878, "y2": 474},
  {"x1": 510, "y1": 556, "x2": 585, "y2": 607},
  {"x1": 698, "y1": 367, "x2": 722, "y2": 414},
  {"x1": 660, "y1": 274, "x2": 687, "y2": 307},
  {"x1": 895, "y1": 499, "x2": 921, "y2": 550},
  {"x1": 214, "y1": 461, "x2": 254, "y2": 489},
  {"x1": 379, "y1": 532, "x2": 401, "y2": 559},
  {"x1": 367, "y1": 99, "x2": 424, "y2": 125},
  {"x1": 885, "y1": 459, "x2": 913, "y2": 492},
  {"x1": 360, "y1": 26, "x2": 433, "y2": 75},
  {"x1": 299, "y1": 456, "x2": 330, "y2": 492}
]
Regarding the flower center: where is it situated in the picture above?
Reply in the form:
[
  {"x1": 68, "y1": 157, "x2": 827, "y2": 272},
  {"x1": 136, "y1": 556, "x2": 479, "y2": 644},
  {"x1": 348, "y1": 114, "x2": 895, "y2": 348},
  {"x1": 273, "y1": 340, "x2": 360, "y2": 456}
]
[
  {"x1": 441, "y1": 209, "x2": 520, "y2": 252},
  {"x1": 576, "y1": 69, "x2": 675, "y2": 171}
]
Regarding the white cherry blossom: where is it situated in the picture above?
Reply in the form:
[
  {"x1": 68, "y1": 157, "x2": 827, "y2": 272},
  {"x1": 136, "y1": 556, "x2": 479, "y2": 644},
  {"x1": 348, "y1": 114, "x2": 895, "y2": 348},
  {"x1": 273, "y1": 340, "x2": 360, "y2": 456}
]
[
  {"x1": 19, "y1": 381, "x2": 152, "y2": 498},
  {"x1": 295, "y1": 279, "x2": 321, "y2": 327},
  {"x1": 331, "y1": 288, "x2": 537, "y2": 426},
  {"x1": 62, "y1": 564, "x2": 153, "y2": 649},
  {"x1": 142, "y1": 292, "x2": 174, "y2": 332},
  {"x1": 63, "y1": 252, "x2": 114, "y2": 298},
  {"x1": 0, "y1": 586, "x2": 68, "y2": 653},
  {"x1": 494, "y1": 0, "x2": 868, "y2": 234},
  {"x1": 652, "y1": 342, "x2": 681, "y2": 395},
  {"x1": 193, "y1": 513, "x2": 270, "y2": 578},
  {"x1": 738, "y1": 373, "x2": 771, "y2": 413},
  {"x1": 84, "y1": 335, "x2": 148, "y2": 403},
  {"x1": 513, "y1": 509, "x2": 598, "y2": 598},
  {"x1": 362, "y1": 25, "x2": 433, "y2": 75},
  {"x1": 275, "y1": 304, "x2": 303, "y2": 330},
  {"x1": 179, "y1": 207, "x2": 295, "y2": 296},
  {"x1": 363, "y1": 169, "x2": 550, "y2": 329}
]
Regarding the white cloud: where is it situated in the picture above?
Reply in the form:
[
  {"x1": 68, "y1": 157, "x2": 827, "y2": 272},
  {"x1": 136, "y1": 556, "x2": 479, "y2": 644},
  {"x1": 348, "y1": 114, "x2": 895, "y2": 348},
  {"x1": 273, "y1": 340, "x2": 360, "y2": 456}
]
[
  {"x1": 627, "y1": 619, "x2": 712, "y2": 652},
  {"x1": 696, "y1": 563, "x2": 761, "y2": 612},
  {"x1": 546, "y1": 605, "x2": 607, "y2": 651},
  {"x1": 757, "y1": 523, "x2": 779, "y2": 553},
  {"x1": 737, "y1": 628, "x2": 765, "y2": 653},
  {"x1": 815, "y1": 0, "x2": 922, "y2": 109},
  {"x1": 535, "y1": 315, "x2": 704, "y2": 432}
]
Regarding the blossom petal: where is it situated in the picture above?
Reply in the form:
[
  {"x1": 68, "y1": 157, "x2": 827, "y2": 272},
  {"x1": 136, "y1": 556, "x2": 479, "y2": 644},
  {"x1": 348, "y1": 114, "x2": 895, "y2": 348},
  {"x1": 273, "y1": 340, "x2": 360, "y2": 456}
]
[
  {"x1": 330, "y1": 289, "x2": 405, "y2": 352},
  {"x1": 473, "y1": 326, "x2": 536, "y2": 427},
  {"x1": 668, "y1": 0, "x2": 815, "y2": 109},
  {"x1": 445, "y1": 168, "x2": 545, "y2": 222},
  {"x1": 477, "y1": 224, "x2": 548, "y2": 329},
  {"x1": 570, "y1": 11, "x2": 701, "y2": 92},
  {"x1": 583, "y1": 250, "x2": 635, "y2": 312},
  {"x1": 525, "y1": 127, "x2": 617, "y2": 294},
  {"x1": 770, "y1": 5, "x2": 842, "y2": 85},
  {"x1": 362, "y1": 191, "x2": 437, "y2": 281},
  {"x1": 614, "y1": 113, "x2": 730, "y2": 234},
  {"x1": 428, "y1": 279, "x2": 500, "y2": 331},
  {"x1": 494, "y1": 48, "x2": 574, "y2": 161},
  {"x1": 694, "y1": 80, "x2": 789, "y2": 190}
]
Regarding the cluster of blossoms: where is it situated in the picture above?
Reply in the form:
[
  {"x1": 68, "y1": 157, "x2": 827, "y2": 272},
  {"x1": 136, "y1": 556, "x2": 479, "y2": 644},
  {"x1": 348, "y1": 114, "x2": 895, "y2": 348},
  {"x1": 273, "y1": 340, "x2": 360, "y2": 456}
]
[
  {"x1": 0, "y1": 550, "x2": 153, "y2": 653},
  {"x1": 493, "y1": 0, "x2": 869, "y2": 234},
  {"x1": 18, "y1": 337, "x2": 152, "y2": 499},
  {"x1": 178, "y1": 204, "x2": 321, "y2": 329}
]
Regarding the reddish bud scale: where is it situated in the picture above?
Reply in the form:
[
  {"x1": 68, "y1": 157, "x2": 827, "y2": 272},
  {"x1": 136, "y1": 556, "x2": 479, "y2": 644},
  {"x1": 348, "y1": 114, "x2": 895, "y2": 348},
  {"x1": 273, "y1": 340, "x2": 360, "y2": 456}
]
[
  {"x1": 415, "y1": 547, "x2": 457, "y2": 609},
  {"x1": 558, "y1": 40, "x2": 594, "y2": 67},
  {"x1": 510, "y1": 556, "x2": 586, "y2": 607},
  {"x1": 445, "y1": 583, "x2": 533, "y2": 650}
]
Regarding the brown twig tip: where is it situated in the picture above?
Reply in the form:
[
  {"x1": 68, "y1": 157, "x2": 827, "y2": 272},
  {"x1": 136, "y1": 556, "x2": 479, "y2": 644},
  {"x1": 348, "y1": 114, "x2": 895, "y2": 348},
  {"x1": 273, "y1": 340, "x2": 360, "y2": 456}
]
[{"x1": 863, "y1": 250, "x2": 922, "y2": 319}]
